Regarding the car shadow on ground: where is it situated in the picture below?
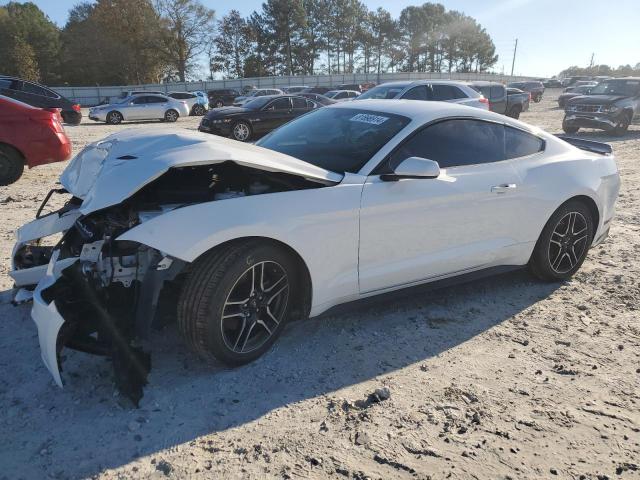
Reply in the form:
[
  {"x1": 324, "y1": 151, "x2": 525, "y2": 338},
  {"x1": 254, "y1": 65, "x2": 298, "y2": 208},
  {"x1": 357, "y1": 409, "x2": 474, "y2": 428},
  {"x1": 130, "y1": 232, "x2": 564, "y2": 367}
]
[
  {"x1": 567, "y1": 129, "x2": 640, "y2": 143},
  {"x1": 0, "y1": 269, "x2": 560, "y2": 478}
]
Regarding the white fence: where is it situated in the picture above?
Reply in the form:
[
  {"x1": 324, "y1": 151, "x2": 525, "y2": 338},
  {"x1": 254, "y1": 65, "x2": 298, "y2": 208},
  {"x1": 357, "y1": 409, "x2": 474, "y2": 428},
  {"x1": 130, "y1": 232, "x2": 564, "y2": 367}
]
[{"x1": 52, "y1": 71, "x2": 536, "y2": 106}]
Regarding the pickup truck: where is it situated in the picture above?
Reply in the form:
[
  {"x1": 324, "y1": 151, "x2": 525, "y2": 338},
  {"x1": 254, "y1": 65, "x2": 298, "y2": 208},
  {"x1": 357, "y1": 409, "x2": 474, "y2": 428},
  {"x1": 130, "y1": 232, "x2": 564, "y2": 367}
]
[
  {"x1": 563, "y1": 77, "x2": 640, "y2": 136},
  {"x1": 469, "y1": 81, "x2": 529, "y2": 119},
  {"x1": 507, "y1": 81, "x2": 545, "y2": 102}
]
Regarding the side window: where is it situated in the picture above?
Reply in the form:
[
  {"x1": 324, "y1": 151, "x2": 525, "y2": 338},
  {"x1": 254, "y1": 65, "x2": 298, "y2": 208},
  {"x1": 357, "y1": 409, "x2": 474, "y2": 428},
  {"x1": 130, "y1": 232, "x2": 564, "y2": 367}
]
[
  {"x1": 389, "y1": 119, "x2": 505, "y2": 169},
  {"x1": 431, "y1": 84, "x2": 466, "y2": 100},
  {"x1": 132, "y1": 96, "x2": 147, "y2": 104},
  {"x1": 0, "y1": 78, "x2": 17, "y2": 89},
  {"x1": 146, "y1": 96, "x2": 166, "y2": 103},
  {"x1": 402, "y1": 86, "x2": 429, "y2": 101},
  {"x1": 349, "y1": 92, "x2": 358, "y2": 98},
  {"x1": 305, "y1": 99, "x2": 316, "y2": 109},
  {"x1": 22, "y1": 82, "x2": 51, "y2": 97},
  {"x1": 490, "y1": 86, "x2": 504, "y2": 99},
  {"x1": 505, "y1": 127, "x2": 544, "y2": 159},
  {"x1": 292, "y1": 97, "x2": 307, "y2": 109},
  {"x1": 268, "y1": 98, "x2": 291, "y2": 110}
]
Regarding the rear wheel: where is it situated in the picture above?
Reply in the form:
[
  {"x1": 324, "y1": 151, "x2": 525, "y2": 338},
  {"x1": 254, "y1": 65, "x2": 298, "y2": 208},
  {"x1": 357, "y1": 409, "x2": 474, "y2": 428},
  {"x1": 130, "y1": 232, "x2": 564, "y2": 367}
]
[
  {"x1": 106, "y1": 111, "x2": 123, "y2": 125},
  {"x1": 508, "y1": 105, "x2": 521, "y2": 119},
  {"x1": 0, "y1": 144, "x2": 24, "y2": 186},
  {"x1": 164, "y1": 109, "x2": 179, "y2": 122},
  {"x1": 192, "y1": 104, "x2": 205, "y2": 116},
  {"x1": 215, "y1": 99, "x2": 224, "y2": 108},
  {"x1": 177, "y1": 241, "x2": 297, "y2": 366},
  {"x1": 529, "y1": 200, "x2": 594, "y2": 281},
  {"x1": 533, "y1": 93, "x2": 542, "y2": 103},
  {"x1": 612, "y1": 112, "x2": 631, "y2": 136}
]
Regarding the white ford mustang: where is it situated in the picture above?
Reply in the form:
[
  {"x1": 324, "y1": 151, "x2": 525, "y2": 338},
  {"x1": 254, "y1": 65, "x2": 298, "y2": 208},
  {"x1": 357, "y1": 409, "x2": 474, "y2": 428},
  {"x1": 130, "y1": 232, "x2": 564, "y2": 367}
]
[{"x1": 10, "y1": 100, "x2": 620, "y2": 403}]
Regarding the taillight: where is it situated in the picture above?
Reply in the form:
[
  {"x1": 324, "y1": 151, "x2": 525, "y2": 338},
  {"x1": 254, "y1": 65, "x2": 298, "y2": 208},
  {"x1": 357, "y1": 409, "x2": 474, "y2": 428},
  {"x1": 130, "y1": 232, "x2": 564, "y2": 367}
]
[
  {"x1": 50, "y1": 116, "x2": 64, "y2": 133},
  {"x1": 528, "y1": 92, "x2": 532, "y2": 101},
  {"x1": 72, "y1": 104, "x2": 81, "y2": 112},
  {"x1": 479, "y1": 97, "x2": 489, "y2": 106}
]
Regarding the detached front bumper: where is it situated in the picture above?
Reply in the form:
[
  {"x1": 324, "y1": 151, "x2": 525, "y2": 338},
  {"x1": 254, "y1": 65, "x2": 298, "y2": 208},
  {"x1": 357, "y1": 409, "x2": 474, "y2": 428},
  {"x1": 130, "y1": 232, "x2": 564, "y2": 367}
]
[
  {"x1": 31, "y1": 250, "x2": 75, "y2": 387},
  {"x1": 563, "y1": 113, "x2": 619, "y2": 130}
]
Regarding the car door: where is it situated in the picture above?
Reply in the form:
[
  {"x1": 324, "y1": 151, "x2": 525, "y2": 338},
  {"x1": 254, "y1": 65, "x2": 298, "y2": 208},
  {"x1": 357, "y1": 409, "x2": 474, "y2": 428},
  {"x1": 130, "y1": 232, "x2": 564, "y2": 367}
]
[
  {"x1": 260, "y1": 97, "x2": 293, "y2": 132},
  {"x1": 145, "y1": 96, "x2": 169, "y2": 118},
  {"x1": 358, "y1": 118, "x2": 523, "y2": 293},
  {"x1": 124, "y1": 96, "x2": 148, "y2": 120},
  {"x1": 291, "y1": 96, "x2": 312, "y2": 119}
]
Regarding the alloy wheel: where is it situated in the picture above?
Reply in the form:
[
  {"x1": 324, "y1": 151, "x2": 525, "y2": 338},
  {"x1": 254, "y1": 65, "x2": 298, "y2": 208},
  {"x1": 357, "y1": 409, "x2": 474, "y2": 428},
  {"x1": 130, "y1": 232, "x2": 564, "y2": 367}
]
[
  {"x1": 548, "y1": 211, "x2": 589, "y2": 274},
  {"x1": 221, "y1": 261, "x2": 289, "y2": 354},
  {"x1": 216, "y1": 100, "x2": 224, "y2": 108},
  {"x1": 233, "y1": 123, "x2": 250, "y2": 141},
  {"x1": 166, "y1": 110, "x2": 178, "y2": 122}
]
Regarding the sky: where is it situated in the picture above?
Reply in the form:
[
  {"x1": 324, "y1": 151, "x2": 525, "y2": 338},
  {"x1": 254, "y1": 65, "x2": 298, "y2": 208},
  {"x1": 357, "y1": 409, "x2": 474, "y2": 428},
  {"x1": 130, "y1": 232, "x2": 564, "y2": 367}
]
[{"x1": 3, "y1": 0, "x2": 639, "y2": 77}]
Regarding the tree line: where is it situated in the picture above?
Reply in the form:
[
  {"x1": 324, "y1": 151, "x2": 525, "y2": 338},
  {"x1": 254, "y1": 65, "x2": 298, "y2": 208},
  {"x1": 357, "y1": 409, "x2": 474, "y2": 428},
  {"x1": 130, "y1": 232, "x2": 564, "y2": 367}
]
[
  {"x1": 558, "y1": 64, "x2": 640, "y2": 79},
  {"x1": 0, "y1": 0, "x2": 498, "y2": 87}
]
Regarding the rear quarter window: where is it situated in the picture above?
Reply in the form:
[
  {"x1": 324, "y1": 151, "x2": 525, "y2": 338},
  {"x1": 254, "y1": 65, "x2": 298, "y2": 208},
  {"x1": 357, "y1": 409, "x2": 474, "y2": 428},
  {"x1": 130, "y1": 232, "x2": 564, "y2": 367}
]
[
  {"x1": 505, "y1": 127, "x2": 544, "y2": 159},
  {"x1": 431, "y1": 85, "x2": 467, "y2": 100}
]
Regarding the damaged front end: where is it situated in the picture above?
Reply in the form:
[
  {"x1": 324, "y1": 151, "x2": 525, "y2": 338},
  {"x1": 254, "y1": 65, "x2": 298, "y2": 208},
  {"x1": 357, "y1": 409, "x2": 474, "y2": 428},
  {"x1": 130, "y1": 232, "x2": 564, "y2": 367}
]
[{"x1": 11, "y1": 130, "x2": 336, "y2": 404}]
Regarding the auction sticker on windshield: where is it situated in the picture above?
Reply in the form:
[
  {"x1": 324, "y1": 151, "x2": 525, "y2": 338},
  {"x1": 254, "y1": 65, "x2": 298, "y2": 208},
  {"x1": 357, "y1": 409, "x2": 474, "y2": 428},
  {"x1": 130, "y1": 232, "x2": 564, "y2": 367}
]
[{"x1": 350, "y1": 113, "x2": 389, "y2": 125}]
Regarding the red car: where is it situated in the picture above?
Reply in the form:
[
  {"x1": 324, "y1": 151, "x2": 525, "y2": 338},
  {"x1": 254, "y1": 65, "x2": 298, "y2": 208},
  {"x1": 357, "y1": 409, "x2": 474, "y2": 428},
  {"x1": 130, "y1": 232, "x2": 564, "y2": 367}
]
[{"x1": 0, "y1": 95, "x2": 72, "y2": 185}]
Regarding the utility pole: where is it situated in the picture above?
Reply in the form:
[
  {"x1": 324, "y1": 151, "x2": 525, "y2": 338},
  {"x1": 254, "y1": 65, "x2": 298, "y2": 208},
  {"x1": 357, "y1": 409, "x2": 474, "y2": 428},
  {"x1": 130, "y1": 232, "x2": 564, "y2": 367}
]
[
  {"x1": 510, "y1": 38, "x2": 518, "y2": 77},
  {"x1": 589, "y1": 52, "x2": 594, "y2": 69}
]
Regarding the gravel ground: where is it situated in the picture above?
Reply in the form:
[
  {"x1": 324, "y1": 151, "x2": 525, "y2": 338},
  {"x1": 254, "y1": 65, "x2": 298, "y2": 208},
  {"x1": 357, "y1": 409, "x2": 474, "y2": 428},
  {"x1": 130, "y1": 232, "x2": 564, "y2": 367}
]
[{"x1": 0, "y1": 91, "x2": 638, "y2": 480}]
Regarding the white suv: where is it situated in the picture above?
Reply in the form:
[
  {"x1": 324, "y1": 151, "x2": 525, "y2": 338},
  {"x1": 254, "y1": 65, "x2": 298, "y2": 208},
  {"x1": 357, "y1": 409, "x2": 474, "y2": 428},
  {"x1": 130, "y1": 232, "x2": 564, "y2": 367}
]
[{"x1": 356, "y1": 80, "x2": 489, "y2": 110}]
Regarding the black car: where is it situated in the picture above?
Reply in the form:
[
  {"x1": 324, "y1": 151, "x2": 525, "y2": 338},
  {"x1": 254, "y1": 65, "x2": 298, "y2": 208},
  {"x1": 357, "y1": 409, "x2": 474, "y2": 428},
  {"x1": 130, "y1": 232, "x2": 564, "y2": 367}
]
[
  {"x1": 208, "y1": 88, "x2": 241, "y2": 108},
  {"x1": 563, "y1": 77, "x2": 640, "y2": 136},
  {"x1": 301, "y1": 86, "x2": 332, "y2": 95},
  {"x1": 543, "y1": 79, "x2": 563, "y2": 88},
  {"x1": 297, "y1": 92, "x2": 336, "y2": 106},
  {"x1": 336, "y1": 83, "x2": 363, "y2": 92},
  {"x1": 199, "y1": 95, "x2": 320, "y2": 142},
  {"x1": 507, "y1": 81, "x2": 545, "y2": 102},
  {"x1": 0, "y1": 75, "x2": 82, "y2": 125}
]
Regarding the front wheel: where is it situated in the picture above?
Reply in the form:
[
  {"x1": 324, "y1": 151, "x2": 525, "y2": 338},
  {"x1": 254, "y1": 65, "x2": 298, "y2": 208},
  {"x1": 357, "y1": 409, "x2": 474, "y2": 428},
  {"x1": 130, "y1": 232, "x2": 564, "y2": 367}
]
[
  {"x1": 177, "y1": 241, "x2": 297, "y2": 366},
  {"x1": 192, "y1": 104, "x2": 205, "y2": 116},
  {"x1": 106, "y1": 111, "x2": 123, "y2": 125},
  {"x1": 612, "y1": 112, "x2": 631, "y2": 136},
  {"x1": 231, "y1": 121, "x2": 252, "y2": 142},
  {"x1": 562, "y1": 119, "x2": 579, "y2": 134},
  {"x1": 0, "y1": 144, "x2": 24, "y2": 186},
  {"x1": 215, "y1": 99, "x2": 224, "y2": 108},
  {"x1": 529, "y1": 200, "x2": 594, "y2": 281}
]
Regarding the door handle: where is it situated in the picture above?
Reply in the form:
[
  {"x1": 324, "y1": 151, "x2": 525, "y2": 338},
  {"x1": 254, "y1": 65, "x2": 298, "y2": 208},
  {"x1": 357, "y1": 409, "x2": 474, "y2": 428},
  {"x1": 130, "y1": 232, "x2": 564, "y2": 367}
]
[{"x1": 491, "y1": 184, "x2": 517, "y2": 193}]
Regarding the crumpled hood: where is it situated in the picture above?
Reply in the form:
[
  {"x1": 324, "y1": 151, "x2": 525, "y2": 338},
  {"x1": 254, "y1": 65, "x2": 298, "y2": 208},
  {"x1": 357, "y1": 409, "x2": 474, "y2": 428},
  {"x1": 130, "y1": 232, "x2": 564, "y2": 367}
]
[
  {"x1": 567, "y1": 94, "x2": 626, "y2": 105},
  {"x1": 60, "y1": 127, "x2": 343, "y2": 215}
]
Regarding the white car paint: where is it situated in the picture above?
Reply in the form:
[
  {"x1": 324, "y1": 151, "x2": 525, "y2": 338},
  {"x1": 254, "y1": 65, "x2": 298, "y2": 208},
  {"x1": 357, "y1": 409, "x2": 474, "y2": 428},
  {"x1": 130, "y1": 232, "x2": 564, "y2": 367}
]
[
  {"x1": 12, "y1": 100, "x2": 619, "y2": 387},
  {"x1": 88, "y1": 94, "x2": 189, "y2": 123}
]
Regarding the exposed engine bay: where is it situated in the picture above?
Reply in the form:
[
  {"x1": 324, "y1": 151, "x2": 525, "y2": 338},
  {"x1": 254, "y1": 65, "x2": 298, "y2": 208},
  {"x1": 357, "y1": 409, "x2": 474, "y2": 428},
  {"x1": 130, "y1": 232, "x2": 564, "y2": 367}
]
[{"x1": 12, "y1": 161, "x2": 327, "y2": 405}]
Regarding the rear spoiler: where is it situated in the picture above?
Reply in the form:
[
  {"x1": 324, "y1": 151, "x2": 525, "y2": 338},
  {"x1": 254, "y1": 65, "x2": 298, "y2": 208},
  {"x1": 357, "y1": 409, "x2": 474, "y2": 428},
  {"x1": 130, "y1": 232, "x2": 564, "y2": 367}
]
[{"x1": 555, "y1": 135, "x2": 613, "y2": 155}]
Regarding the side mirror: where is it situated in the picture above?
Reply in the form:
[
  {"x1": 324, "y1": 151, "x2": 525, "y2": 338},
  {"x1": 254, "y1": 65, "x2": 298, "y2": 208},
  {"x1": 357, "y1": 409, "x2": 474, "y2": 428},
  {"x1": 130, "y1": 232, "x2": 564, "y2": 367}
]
[{"x1": 381, "y1": 157, "x2": 441, "y2": 181}]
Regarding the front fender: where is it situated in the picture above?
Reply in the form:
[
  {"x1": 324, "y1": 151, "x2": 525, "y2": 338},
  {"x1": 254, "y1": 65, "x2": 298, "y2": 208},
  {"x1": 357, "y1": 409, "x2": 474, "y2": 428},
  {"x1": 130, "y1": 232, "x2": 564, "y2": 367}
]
[{"x1": 118, "y1": 177, "x2": 365, "y2": 315}]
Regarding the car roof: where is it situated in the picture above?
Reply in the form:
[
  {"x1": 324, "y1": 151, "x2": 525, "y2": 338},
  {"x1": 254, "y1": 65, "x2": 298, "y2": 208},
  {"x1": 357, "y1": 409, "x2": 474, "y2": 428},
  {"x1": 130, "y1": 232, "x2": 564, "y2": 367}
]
[{"x1": 469, "y1": 81, "x2": 503, "y2": 87}]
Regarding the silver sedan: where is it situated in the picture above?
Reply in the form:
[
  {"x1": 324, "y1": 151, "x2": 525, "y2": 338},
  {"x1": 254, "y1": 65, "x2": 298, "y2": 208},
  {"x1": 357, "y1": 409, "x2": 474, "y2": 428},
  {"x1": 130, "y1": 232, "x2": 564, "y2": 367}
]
[{"x1": 89, "y1": 94, "x2": 190, "y2": 124}]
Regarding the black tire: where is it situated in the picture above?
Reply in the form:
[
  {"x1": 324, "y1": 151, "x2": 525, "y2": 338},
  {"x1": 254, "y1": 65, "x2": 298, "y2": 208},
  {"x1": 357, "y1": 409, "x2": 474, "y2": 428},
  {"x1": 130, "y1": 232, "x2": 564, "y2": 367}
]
[
  {"x1": 612, "y1": 112, "x2": 631, "y2": 137},
  {"x1": 177, "y1": 241, "x2": 299, "y2": 366},
  {"x1": 508, "y1": 105, "x2": 521, "y2": 119},
  {"x1": 192, "y1": 104, "x2": 205, "y2": 116},
  {"x1": 231, "y1": 121, "x2": 252, "y2": 142},
  {"x1": 106, "y1": 111, "x2": 123, "y2": 125},
  {"x1": 529, "y1": 200, "x2": 595, "y2": 282},
  {"x1": 533, "y1": 94, "x2": 542, "y2": 103},
  {"x1": 215, "y1": 99, "x2": 224, "y2": 108},
  {"x1": 164, "y1": 109, "x2": 179, "y2": 122},
  {"x1": 562, "y1": 119, "x2": 579, "y2": 134},
  {"x1": 0, "y1": 144, "x2": 24, "y2": 186}
]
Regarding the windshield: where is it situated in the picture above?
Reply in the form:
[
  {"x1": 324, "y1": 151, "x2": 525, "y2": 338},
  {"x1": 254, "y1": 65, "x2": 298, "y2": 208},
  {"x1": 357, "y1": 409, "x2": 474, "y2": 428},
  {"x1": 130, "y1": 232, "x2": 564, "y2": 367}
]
[
  {"x1": 357, "y1": 84, "x2": 407, "y2": 100},
  {"x1": 589, "y1": 80, "x2": 640, "y2": 96},
  {"x1": 256, "y1": 108, "x2": 410, "y2": 174}
]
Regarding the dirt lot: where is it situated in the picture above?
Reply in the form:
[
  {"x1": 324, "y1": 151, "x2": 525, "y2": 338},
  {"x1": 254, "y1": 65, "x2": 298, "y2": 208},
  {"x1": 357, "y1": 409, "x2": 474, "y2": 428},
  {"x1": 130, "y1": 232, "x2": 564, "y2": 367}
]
[{"x1": 0, "y1": 91, "x2": 638, "y2": 480}]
